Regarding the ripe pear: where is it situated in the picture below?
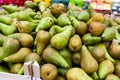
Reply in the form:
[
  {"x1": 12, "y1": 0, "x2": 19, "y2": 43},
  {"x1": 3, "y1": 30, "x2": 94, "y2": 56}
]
[
  {"x1": 105, "y1": 74, "x2": 120, "y2": 80},
  {"x1": 98, "y1": 60, "x2": 114, "y2": 79},
  {"x1": 72, "y1": 52, "x2": 81, "y2": 66},
  {"x1": 82, "y1": 33, "x2": 101, "y2": 46},
  {"x1": 42, "y1": 46, "x2": 69, "y2": 68},
  {"x1": 60, "y1": 48, "x2": 72, "y2": 67},
  {"x1": 0, "y1": 38, "x2": 20, "y2": 62},
  {"x1": 69, "y1": 15, "x2": 87, "y2": 35},
  {"x1": 80, "y1": 45, "x2": 98, "y2": 74},
  {"x1": 89, "y1": 22, "x2": 105, "y2": 36},
  {"x1": 68, "y1": 34, "x2": 82, "y2": 52},
  {"x1": 0, "y1": 22, "x2": 17, "y2": 35},
  {"x1": 3, "y1": 47, "x2": 32, "y2": 63},
  {"x1": 35, "y1": 17, "x2": 54, "y2": 32},
  {"x1": 24, "y1": 53, "x2": 41, "y2": 64},
  {"x1": 36, "y1": 30, "x2": 50, "y2": 55},
  {"x1": 51, "y1": 25, "x2": 73, "y2": 50},
  {"x1": 10, "y1": 63, "x2": 23, "y2": 74},
  {"x1": 18, "y1": 21, "x2": 37, "y2": 33},
  {"x1": 91, "y1": 45, "x2": 105, "y2": 62},
  {"x1": 0, "y1": 15, "x2": 12, "y2": 25},
  {"x1": 66, "y1": 68, "x2": 93, "y2": 80},
  {"x1": 8, "y1": 33, "x2": 34, "y2": 47},
  {"x1": 114, "y1": 62, "x2": 120, "y2": 77},
  {"x1": 40, "y1": 63, "x2": 58, "y2": 80},
  {"x1": 56, "y1": 13, "x2": 71, "y2": 26},
  {"x1": 55, "y1": 75, "x2": 66, "y2": 80}
]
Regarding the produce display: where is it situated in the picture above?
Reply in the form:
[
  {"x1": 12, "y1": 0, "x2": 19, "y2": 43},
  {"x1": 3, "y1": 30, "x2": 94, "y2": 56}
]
[{"x1": 0, "y1": 0, "x2": 120, "y2": 80}]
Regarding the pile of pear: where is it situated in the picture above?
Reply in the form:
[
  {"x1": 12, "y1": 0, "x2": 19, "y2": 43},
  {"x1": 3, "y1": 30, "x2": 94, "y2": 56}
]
[{"x1": 0, "y1": 0, "x2": 120, "y2": 80}]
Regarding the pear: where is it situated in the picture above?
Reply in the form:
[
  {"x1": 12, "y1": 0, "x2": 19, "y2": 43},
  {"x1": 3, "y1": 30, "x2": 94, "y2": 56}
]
[
  {"x1": 2, "y1": 5, "x2": 19, "y2": 13},
  {"x1": 36, "y1": 30, "x2": 50, "y2": 55},
  {"x1": 110, "y1": 18, "x2": 118, "y2": 26},
  {"x1": 38, "y1": 2, "x2": 47, "y2": 13},
  {"x1": 102, "y1": 27, "x2": 116, "y2": 41},
  {"x1": 91, "y1": 45, "x2": 105, "y2": 62},
  {"x1": 94, "y1": 43, "x2": 116, "y2": 63},
  {"x1": 60, "y1": 48, "x2": 72, "y2": 67},
  {"x1": 68, "y1": 34, "x2": 82, "y2": 52},
  {"x1": 51, "y1": 25, "x2": 73, "y2": 50},
  {"x1": 8, "y1": 33, "x2": 34, "y2": 47},
  {"x1": 0, "y1": 65, "x2": 9, "y2": 73},
  {"x1": 50, "y1": 3, "x2": 65, "y2": 17},
  {"x1": 87, "y1": 6, "x2": 97, "y2": 17},
  {"x1": 0, "y1": 22, "x2": 17, "y2": 35},
  {"x1": 0, "y1": 15, "x2": 12, "y2": 25},
  {"x1": 68, "y1": 3, "x2": 82, "y2": 11},
  {"x1": 89, "y1": 22, "x2": 105, "y2": 36},
  {"x1": 0, "y1": 33, "x2": 6, "y2": 46},
  {"x1": 68, "y1": 9, "x2": 80, "y2": 18},
  {"x1": 98, "y1": 60, "x2": 114, "y2": 79},
  {"x1": 69, "y1": 15, "x2": 87, "y2": 35},
  {"x1": 57, "y1": 67, "x2": 68, "y2": 77},
  {"x1": 18, "y1": 21, "x2": 37, "y2": 33},
  {"x1": 82, "y1": 33, "x2": 101, "y2": 46},
  {"x1": 42, "y1": 46, "x2": 69, "y2": 68},
  {"x1": 35, "y1": 17, "x2": 54, "y2": 32},
  {"x1": 10, "y1": 63, "x2": 23, "y2": 74},
  {"x1": 108, "y1": 42, "x2": 120, "y2": 59},
  {"x1": 105, "y1": 74, "x2": 120, "y2": 80},
  {"x1": 103, "y1": 15, "x2": 111, "y2": 27},
  {"x1": 66, "y1": 68, "x2": 93, "y2": 80},
  {"x1": 72, "y1": 52, "x2": 81, "y2": 66},
  {"x1": 56, "y1": 13, "x2": 71, "y2": 26},
  {"x1": 114, "y1": 62, "x2": 120, "y2": 77},
  {"x1": 77, "y1": 10, "x2": 90, "y2": 22},
  {"x1": 24, "y1": 1, "x2": 37, "y2": 9},
  {"x1": 34, "y1": 11, "x2": 42, "y2": 20},
  {"x1": 90, "y1": 72, "x2": 99, "y2": 80},
  {"x1": 11, "y1": 19, "x2": 20, "y2": 28},
  {"x1": 24, "y1": 53, "x2": 41, "y2": 64},
  {"x1": 80, "y1": 45, "x2": 98, "y2": 74},
  {"x1": 42, "y1": 9, "x2": 57, "y2": 22},
  {"x1": 55, "y1": 75, "x2": 66, "y2": 80},
  {"x1": 114, "y1": 17, "x2": 120, "y2": 24},
  {"x1": 40, "y1": 63, "x2": 58, "y2": 80},
  {"x1": 0, "y1": 38, "x2": 20, "y2": 62},
  {"x1": 3, "y1": 47, "x2": 32, "y2": 63}
]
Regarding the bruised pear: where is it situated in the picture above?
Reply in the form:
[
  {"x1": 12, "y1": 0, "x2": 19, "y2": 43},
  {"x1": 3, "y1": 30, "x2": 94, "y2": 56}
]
[
  {"x1": 36, "y1": 30, "x2": 50, "y2": 55},
  {"x1": 40, "y1": 63, "x2": 58, "y2": 80},
  {"x1": 68, "y1": 34, "x2": 82, "y2": 52},
  {"x1": 89, "y1": 22, "x2": 105, "y2": 36}
]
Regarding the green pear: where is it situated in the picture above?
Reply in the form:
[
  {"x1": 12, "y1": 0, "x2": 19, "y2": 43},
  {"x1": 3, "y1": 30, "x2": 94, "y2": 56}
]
[
  {"x1": 98, "y1": 60, "x2": 114, "y2": 79},
  {"x1": 8, "y1": 33, "x2": 34, "y2": 47},
  {"x1": 10, "y1": 63, "x2": 23, "y2": 74},
  {"x1": 114, "y1": 62, "x2": 120, "y2": 77},
  {"x1": 68, "y1": 9, "x2": 80, "y2": 18},
  {"x1": 56, "y1": 13, "x2": 71, "y2": 26},
  {"x1": 0, "y1": 65, "x2": 9, "y2": 73},
  {"x1": 2, "y1": 5, "x2": 19, "y2": 13},
  {"x1": 114, "y1": 17, "x2": 120, "y2": 25},
  {"x1": 87, "y1": 6, "x2": 97, "y2": 17},
  {"x1": 24, "y1": 53, "x2": 41, "y2": 64},
  {"x1": 0, "y1": 34, "x2": 6, "y2": 46},
  {"x1": 69, "y1": 15, "x2": 87, "y2": 35},
  {"x1": 90, "y1": 72, "x2": 99, "y2": 80},
  {"x1": 103, "y1": 15, "x2": 111, "y2": 27},
  {"x1": 49, "y1": 25, "x2": 58, "y2": 37},
  {"x1": 35, "y1": 17, "x2": 54, "y2": 32},
  {"x1": 66, "y1": 68, "x2": 93, "y2": 80},
  {"x1": 68, "y1": 34, "x2": 82, "y2": 52},
  {"x1": 18, "y1": 21, "x2": 37, "y2": 33},
  {"x1": 94, "y1": 43, "x2": 116, "y2": 63},
  {"x1": 0, "y1": 15, "x2": 12, "y2": 24},
  {"x1": 36, "y1": 30, "x2": 50, "y2": 55},
  {"x1": 0, "y1": 22, "x2": 17, "y2": 35},
  {"x1": 55, "y1": 75, "x2": 66, "y2": 80},
  {"x1": 80, "y1": 45, "x2": 98, "y2": 74},
  {"x1": 24, "y1": 1, "x2": 37, "y2": 9},
  {"x1": 42, "y1": 46, "x2": 69, "y2": 68},
  {"x1": 24, "y1": 9, "x2": 37, "y2": 18},
  {"x1": 34, "y1": 11, "x2": 42, "y2": 20},
  {"x1": 82, "y1": 33, "x2": 101, "y2": 46},
  {"x1": 102, "y1": 27, "x2": 116, "y2": 41},
  {"x1": 42, "y1": 9, "x2": 57, "y2": 22},
  {"x1": 3, "y1": 47, "x2": 32, "y2": 63},
  {"x1": 105, "y1": 74, "x2": 120, "y2": 80},
  {"x1": 38, "y1": 2, "x2": 47, "y2": 13},
  {"x1": 51, "y1": 25, "x2": 73, "y2": 50},
  {"x1": 68, "y1": 3, "x2": 82, "y2": 11},
  {"x1": 72, "y1": 52, "x2": 81, "y2": 66},
  {"x1": 11, "y1": 19, "x2": 20, "y2": 28},
  {"x1": 0, "y1": 38, "x2": 20, "y2": 62},
  {"x1": 60, "y1": 48, "x2": 72, "y2": 67},
  {"x1": 77, "y1": 10, "x2": 90, "y2": 22},
  {"x1": 0, "y1": 9, "x2": 8, "y2": 15},
  {"x1": 57, "y1": 67, "x2": 68, "y2": 77},
  {"x1": 110, "y1": 18, "x2": 118, "y2": 26}
]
